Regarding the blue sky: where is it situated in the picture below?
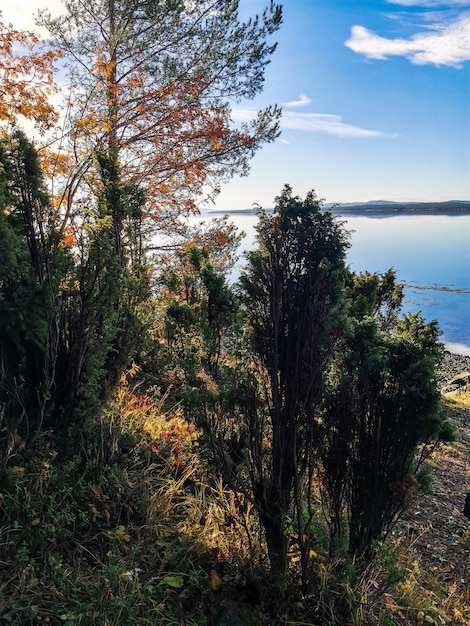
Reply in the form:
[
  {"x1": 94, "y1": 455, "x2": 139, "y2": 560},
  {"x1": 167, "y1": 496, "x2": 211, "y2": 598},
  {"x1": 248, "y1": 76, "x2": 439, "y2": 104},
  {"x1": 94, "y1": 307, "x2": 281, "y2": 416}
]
[
  {"x1": 3, "y1": 0, "x2": 470, "y2": 208},
  {"x1": 227, "y1": 0, "x2": 470, "y2": 209}
]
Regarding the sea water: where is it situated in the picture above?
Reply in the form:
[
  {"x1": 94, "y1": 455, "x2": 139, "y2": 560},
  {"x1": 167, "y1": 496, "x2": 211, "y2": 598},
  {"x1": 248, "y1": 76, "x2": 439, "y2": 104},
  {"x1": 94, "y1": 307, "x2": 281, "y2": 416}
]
[
  {"x1": 192, "y1": 211, "x2": 470, "y2": 355},
  {"x1": 342, "y1": 214, "x2": 470, "y2": 355}
]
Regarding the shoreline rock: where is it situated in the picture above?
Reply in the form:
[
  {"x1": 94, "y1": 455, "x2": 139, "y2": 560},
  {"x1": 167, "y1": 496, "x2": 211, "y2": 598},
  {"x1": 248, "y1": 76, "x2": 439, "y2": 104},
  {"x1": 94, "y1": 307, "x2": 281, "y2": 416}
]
[{"x1": 438, "y1": 351, "x2": 470, "y2": 387}]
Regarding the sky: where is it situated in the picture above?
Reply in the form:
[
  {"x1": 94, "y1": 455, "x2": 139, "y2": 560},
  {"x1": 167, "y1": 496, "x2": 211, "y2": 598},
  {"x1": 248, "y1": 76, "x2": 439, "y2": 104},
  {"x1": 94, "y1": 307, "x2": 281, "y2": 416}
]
[{"x1": 2, "y1": 0, "x2": 470, "y2": 209}]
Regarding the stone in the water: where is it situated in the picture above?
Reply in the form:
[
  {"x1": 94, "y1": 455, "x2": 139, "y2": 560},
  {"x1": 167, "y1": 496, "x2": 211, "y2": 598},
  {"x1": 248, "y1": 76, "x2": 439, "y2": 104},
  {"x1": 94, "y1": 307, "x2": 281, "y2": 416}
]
[{"x1": 215, "y1": 607, "x2": 246, "y2": 626}]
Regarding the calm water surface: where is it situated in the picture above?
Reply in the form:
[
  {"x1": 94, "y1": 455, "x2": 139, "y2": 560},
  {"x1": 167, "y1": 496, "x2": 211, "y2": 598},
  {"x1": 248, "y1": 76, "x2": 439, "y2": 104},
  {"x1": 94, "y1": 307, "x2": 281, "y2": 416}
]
[
  {"x1": 344, "y1": 214, "x2": 470, "y2": 355},
  {"x1": 197, "y1": 211, "x2": 470, "y2": 354}
]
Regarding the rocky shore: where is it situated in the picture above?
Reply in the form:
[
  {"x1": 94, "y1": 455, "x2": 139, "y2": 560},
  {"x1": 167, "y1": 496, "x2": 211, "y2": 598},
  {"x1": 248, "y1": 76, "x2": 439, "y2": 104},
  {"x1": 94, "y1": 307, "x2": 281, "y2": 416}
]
[{"x1": 438, "y1": 350, "x2": 470, "y2": 387}]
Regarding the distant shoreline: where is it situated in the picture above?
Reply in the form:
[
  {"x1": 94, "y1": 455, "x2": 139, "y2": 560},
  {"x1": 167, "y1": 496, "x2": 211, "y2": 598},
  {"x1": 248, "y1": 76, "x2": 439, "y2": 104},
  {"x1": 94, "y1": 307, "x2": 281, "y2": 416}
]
[
  {"x1": 329, "y1": 208, "x2": 470, "y2": 217},
  {"x1": 201, "y1": 206, "x2": 470, "y2": 356},
  {"x1": 205, "y1": 200, "x2": 470, "y2": 217},
  {"x1": 328, "y1": 200, "x2": 470, "y2": 214}
]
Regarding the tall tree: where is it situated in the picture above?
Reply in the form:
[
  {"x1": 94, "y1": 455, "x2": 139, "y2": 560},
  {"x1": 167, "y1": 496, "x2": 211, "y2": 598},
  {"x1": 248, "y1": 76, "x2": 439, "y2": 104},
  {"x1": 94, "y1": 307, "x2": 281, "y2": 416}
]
[
  {"x1": 0, "y1": 131, "x2": 68, "y2": 449},
  {"x1": 26, "y1": 0, "x2": 282, "y2": 432},
  {"x1": 39, "y1": 0, "x2": 282, "y2": 234},
  {"x1": 236, "y1": 185, "x2": 349, "y2": 594}
]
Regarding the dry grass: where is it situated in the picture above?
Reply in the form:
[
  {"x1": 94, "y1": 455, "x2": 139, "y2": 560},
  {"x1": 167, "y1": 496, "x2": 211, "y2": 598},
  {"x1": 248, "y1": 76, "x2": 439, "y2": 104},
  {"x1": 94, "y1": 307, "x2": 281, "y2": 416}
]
[
  {"x1": 0, "y1": 368, "x2": 262, "y2": 624},
  {"x1": 444, "y1": 386, "x2": 470, "y2": 408}
]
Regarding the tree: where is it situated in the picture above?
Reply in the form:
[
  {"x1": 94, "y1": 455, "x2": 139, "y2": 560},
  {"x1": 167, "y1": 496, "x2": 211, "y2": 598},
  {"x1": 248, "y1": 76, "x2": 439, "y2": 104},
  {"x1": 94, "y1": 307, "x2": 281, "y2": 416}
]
[
  {"x1": 19, "y1": 0, "x2": 283, "y2": 434},
  {"x1": 0, "y1": 130, "x2": 68, "y2": 450},
  {"x1": 0, "y1": 127, "x2": 144, "y2": 447},
  {"x1": 38, "y1": 0, "x2": 282, "y2": 232},
  {"x1": 322, "y1": 273, "x2": 455, "y2": 565},
  {"x1": 347, "y1": 268, "x2": 403, "y2": 331},
  {"x1": 194, "y1": 188, "x2": 453, "y2": 601},
  {"x1": 159, "y1": 239, "x2": 239, "y2": 370},
  {"x1": 142, "y1": 215, "x2": 241, "y2": 402},
  {"x1": 233, "y1": 185, "x2": 350, "y2": 594}
]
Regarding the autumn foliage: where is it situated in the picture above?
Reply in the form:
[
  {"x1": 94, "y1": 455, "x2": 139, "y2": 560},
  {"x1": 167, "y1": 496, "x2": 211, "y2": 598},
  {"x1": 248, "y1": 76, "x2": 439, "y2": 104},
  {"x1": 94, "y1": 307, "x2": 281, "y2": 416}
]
[
  {"x1": 38, "y1": 0, "x2": 282, "y2": 228},
  {"x1": 0, "y1": 12, "x2": 61, "y2": 132},
  {"x1": 0, "y1": 0, "x2": 283, "y2": 440}
]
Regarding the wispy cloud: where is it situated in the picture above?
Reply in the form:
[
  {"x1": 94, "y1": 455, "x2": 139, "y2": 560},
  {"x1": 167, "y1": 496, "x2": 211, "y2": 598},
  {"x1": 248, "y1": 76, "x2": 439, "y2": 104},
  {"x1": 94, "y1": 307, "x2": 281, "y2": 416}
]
[
  {"x1": 281, "y1": 112, "x2": 385, "y2": 137},
  {"x1": 233, "y1": 109, "x2": 385, "y2": 138},
  {"x1": 282, "y1": 94, "x2": 312, "y2": 107},
  {"x1": 346, "y1": 12, "x2": 470, "y2": 67}
]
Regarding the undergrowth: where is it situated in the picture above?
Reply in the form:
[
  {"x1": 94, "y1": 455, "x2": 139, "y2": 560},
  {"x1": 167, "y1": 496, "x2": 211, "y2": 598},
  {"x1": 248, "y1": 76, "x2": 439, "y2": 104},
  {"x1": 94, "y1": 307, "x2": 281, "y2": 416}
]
[
  {"x1": 1, "y1": 370, "x2": 468, "y2": 624},
  {"x1": 0, "y1": 371, "x2": 256, "y2": 625}
]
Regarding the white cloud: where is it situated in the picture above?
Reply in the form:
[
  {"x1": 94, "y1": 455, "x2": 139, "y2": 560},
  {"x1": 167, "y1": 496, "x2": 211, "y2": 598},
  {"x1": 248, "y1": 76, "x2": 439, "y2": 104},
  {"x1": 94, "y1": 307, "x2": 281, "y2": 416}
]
[
  {"x1": 281, "y1": 112, "x2": 385, "y2": 137},
  {"x1": 346, "y1": 13, "x2": 470, "y2": 67},
  {"x1": 233, "y1": 109, "x2": 384, "y2": 138},
  {"x1": 445, "y1": 341, "x2": 470, "y2": 356},
  {"x1": 282, "y1": 94, "x2": 312, "y2": 107}
]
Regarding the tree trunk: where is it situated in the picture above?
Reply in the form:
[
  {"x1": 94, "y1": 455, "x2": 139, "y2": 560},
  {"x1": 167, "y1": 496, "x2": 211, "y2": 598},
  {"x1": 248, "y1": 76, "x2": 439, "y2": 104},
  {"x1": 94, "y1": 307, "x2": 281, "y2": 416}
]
[{"x1": 258, "y1": 502, "x2": 289, "y2": 596}]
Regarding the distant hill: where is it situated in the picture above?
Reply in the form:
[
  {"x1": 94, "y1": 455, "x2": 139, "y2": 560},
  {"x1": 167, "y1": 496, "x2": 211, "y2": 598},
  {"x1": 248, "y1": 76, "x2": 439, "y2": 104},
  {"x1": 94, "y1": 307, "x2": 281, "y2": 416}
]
[
  {"x1": 326, "y1": 200, "x2": 470, "y2": 214},
  {"x1": 205, "y1": 200, "x2": 470, "y2": 216},
  {"x1": 324, "y1": 200, "x2": 401, "y2": 208}
]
